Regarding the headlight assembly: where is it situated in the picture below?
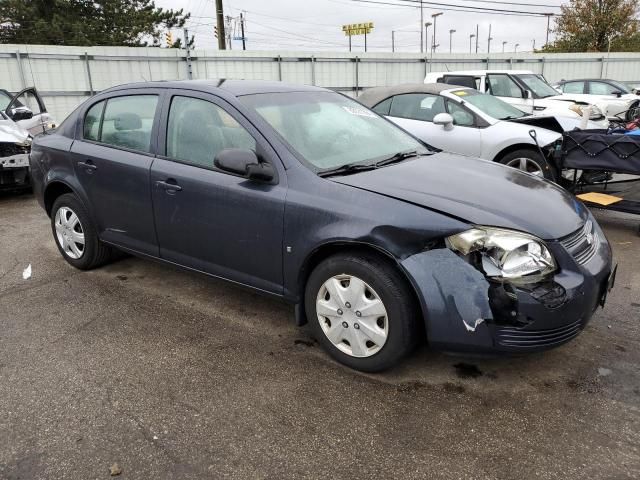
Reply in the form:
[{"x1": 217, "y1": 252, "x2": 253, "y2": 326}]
[
  {"x1": 446, "y1": 227, "x2": 556, "y2": 284},
  {"x1": 569, "y1": 103, "x2": 602, "y2": 120}
]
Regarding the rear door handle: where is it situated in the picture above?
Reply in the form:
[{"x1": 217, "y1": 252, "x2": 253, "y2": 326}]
[
  {"x1": 77, "y1": 160, "x2": 97, "y2": 171},
  {"x1": 155, "y1": 179, "x2": 182, "y2": 192}
]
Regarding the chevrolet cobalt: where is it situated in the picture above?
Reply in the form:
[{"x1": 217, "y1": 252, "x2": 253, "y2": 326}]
[{"x1": 30, "y1": 80, "x2": 615, "y2": 372}]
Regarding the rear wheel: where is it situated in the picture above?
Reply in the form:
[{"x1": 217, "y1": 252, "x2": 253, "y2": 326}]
[
  {"x1": 305, "y1": 253, "x2": 420, "y2": 372},
  {"x1": 498, "y1": 148, "x2": 556, "y2": 181},
  {"x1": 51, "y1": 193, "x2": 113, "y2": 270}
]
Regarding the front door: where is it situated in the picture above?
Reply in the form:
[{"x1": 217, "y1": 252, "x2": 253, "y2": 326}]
[
  {"x1": 150, "y1": 91, "x2": 286, "y2": 294},
  {"x1": 70, "y1": 92, "x2": 161, "y2": 256}
]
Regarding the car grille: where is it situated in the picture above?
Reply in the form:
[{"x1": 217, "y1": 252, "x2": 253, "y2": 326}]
[
  {"x1": 495, "y1": 319, "x2": 582, "y2": 349},
  {"x1": 0, "y1": 142, "x2": 30, "y2": 158},
  {"x1": 560, "y1": 220, "x2": 599, "y2": 266}
]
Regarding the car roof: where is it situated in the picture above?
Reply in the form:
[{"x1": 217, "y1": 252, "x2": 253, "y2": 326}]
[
  {"x1": 358, "y1": 83, "x2": 465, "y2": 106},
  {"x1": 100, "y1": 79, "x2": 326, "y2": 97},
  {"x1": 557, "y1": 78, "x2": 616, "y2": 83},
  {"x1": 428, "y1": 70, "x2": 534, "y2": 76}
]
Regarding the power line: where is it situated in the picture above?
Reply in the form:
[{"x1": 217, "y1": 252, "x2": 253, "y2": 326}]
[{"x1": 348, "y1": 0, "x2": 555, "y2": 17}]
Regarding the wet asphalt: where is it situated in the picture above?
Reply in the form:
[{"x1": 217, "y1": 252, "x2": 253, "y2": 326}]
[{"x1": 1, "y1": 191, "x2": 639, "y2": 479}]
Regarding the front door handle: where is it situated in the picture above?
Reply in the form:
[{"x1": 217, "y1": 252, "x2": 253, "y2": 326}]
[
  {"x1": 77, "y1": 160, "x2": 97, "y2": 172},
  {"x1": 155, "y1": 179, "x2": 182, "y2": 192}
]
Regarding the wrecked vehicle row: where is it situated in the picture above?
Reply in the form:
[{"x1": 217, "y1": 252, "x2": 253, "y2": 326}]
[{"x1": 30, "y1": 80, "x2": 615, "y2": 372}]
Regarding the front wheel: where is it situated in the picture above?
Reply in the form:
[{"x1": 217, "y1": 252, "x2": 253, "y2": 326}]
[
  {"x1": 498, "y1": 148, "x2": 556, "y2": 181},
  {"x1": 304, "y1": 253, "x2": 420, "y2": 372}
]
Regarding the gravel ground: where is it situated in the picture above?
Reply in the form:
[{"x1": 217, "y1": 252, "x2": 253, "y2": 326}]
[{"x1": 1, "y1": 191, "x2": 639, "y2": 479}]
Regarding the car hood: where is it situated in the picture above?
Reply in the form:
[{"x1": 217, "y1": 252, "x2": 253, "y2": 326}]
[
  {"x1": 0, "y1": 118, "x2": 30, "y2": 144},
  {"x1": 332, "y1": 153, "x2": 588, "y2": 240}
]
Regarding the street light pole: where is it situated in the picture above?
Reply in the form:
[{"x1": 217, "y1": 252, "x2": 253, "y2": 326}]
[
  {"x1": 425, "y1": 22, "x2": 432, "y2": 54},
  {"x1": 431, "y1": 12, "x2": 443, "y2": 53},
  {"x1": 449, "y1": 29, "x2": 456, "y2": 53},
  {"x1": 502, "y1": 41, "x2": 507, "y2": 53},
  {"x1": 420, "y1": 0, "x2": 424, "y2": 53},
  {"x1": 470, "y1": 33, "x2": 475, "y2": 54},
  {"x1": 514, "y1": 43, "x2": 520, "y2": 53},
  {"x1": 487, "y1": 24, "x2": 492, "y2": 54},
  {"x1": 392, "y1": 30, "x2": 395, "y2": 52}
]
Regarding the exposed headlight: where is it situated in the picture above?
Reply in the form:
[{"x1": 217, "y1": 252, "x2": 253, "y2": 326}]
[
  {"x1": 446, "y1": 227, "x2": 556, "y2": 283},
  {"x1": 568, "y1": 104, "x2": 602, "y2": 119}
]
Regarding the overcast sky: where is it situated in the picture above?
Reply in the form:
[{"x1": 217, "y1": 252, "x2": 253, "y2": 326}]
[{"x1": 155, "y1": 0, "x2": 562, "y2": 53}]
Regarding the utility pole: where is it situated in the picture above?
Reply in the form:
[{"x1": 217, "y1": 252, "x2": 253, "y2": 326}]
[
  {"x1": 240, "y1": 12, "x2": 246, "y2": 50},
  {"x1": 215, "y1": 0, "x2": 226, "y2": 50},
  {"x1": 431, "y1": 12, "x2": 442, "y2": 53},
  {"x1": 515, "y1": 43, "x2": 520, "y2": 53},
  {"x1": 475, "y1": 24, "x2": 479, "y2": 53},
  {"x1": 470, "y1": 34, "x2": 475, "y2": 54},
  {"x1": 392, "y1": 31, "x2": 395, "y2": 52},
  {"x1": 183, "y1": 28, "x2": 193, "y2": 79},
  {"x1": 532, "y1": 38, "x2": 536, "y2": 51},
  {"x1": 364, "y1": 30, "x2": 368, "y2": 52},
  {"x1": 420, "y1": 0, "x2": 424, "y2": 53},
  {"x1": 449, "y1": 29, "x2": 455, "y2": 54},
  {"x1": 487, "y1": 24, "x2": 492, "y2": 54},
  {"x1": 544, "y1": 13, "x2": 552, "y2": 45},
  {"x1": 502, "y1": 41, "x2": 507, "y2": 53}
]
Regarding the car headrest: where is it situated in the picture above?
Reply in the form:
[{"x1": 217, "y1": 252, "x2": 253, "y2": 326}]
[{"x1": 114, "y1": 112, "x2": 142, "y2": 131}]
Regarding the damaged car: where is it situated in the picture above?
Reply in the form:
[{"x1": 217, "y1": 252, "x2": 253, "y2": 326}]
[
  {"x1": 0, "y1": 110, "x2": 31, "y2": 190},
  {"x1": 30, "y1": 80, "x2": 615, "y2": 372}
]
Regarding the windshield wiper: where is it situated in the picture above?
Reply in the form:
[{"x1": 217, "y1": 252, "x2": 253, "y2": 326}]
[
  {"x1": 374, "y1": 150, "x2": 420, "y2": 167},
  {"x1": 501, "y1": 115, "x2": 522, "y2": 120},
  {"x1": 317, "y1": 163, "x2": 378, "y2": 178}
]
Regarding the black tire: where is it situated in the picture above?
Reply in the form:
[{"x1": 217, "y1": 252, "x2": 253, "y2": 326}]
[
  {"x1": 304, "y1": 252, "x2": 420, "y2": 372},
  {"x1": 498, "y1": 148, "x2": 556, "y2": 181},
  {"x1": 625, "y1": 100, "x2": 640, "y2": 122},
  {"x1": 50, "y1": 193, "x2": 113, "y2": 270}
]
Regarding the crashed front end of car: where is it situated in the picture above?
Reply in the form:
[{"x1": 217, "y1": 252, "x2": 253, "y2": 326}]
[
  {"x1": 0, "y1": 138, "x2": 31, "y2": 189},
  {"x1": 401, "y1": 213, "x2": 613, "y2": 353}
]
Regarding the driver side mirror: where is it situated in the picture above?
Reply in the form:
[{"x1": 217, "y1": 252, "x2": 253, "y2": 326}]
[
  {"x1": 433, "y1": 113, "x2": 454, "y2": 131},
  {"x1": 8, "y1": 107, "x2": 33, "y2": 121},
  {"x1": 524, "y1": 90, "x2": 533, "y2": 100},
  {"x1": 611, "y1": 90, "x2": 622, "y2": 98},
  {"x1": 214, "y1": 148, "x2": 274, "y2": 182}
]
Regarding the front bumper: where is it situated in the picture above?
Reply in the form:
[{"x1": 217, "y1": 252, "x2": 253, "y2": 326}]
[{"x1": 401, "y1": 218, "x2": 613, "y2": 354}]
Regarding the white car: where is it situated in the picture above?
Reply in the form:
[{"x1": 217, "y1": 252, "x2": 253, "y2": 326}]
[
  {"x1": 425, "y1": 70, "x2": 609, "y2": 128},
  {"x1": 358, "y1": 83, "x2": 600, "y2": 179},
  {"x1": 552, "y1": 78, "x2": 640, "y2": 120},
  {"x1": 0, "y1": 112, "x2": 31, "y2": 190}
]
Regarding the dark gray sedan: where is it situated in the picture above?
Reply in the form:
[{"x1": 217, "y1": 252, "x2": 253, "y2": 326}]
[{"x1": 30, "y1": 80, "x2": 614, "y2": 371}]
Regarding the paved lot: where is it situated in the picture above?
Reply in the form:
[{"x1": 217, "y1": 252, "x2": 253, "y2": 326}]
[{"x1": 1, "y1": 192, "x2": 639, "y2": 479}]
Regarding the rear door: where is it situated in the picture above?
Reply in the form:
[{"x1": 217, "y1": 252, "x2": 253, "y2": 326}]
[
  {"x1": 386, "y1": 93, "x2": 481, "y2": 157},
  {"x1": 150, "y1": 90, "x2": 286, "y2": 294},
  {"x1": 69, "y1": 90, "x2": 162, "y2": 256}
]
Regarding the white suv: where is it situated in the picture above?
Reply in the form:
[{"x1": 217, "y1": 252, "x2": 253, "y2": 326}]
[{"x1": 425, "y1": 70, "x2": 608, "y2": 128}]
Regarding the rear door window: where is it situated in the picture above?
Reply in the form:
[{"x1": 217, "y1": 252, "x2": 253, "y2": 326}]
[
  {"x1": 562, "y1": 81, "x2": 585, "y2": 94},
  {"x1": 97, "y1": 95, "x2": 158, "y2": 153}
]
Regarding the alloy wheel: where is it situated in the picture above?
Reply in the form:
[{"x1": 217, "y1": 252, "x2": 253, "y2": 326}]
[
  {"x1": 315, "y1": 274, "x2": 388, "y2": 358},
  {"x1": 505, "y1": 157, "x2": 544, "y2": 177},
  {"x1": 54, "y1": 206, "x2": 85, "y2": 259}
]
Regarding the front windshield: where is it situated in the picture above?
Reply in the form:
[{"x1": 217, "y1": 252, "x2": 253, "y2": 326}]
[
  {"x1": 515, "y1": 74, "x2": 559, "y2": 98},
  {"x1": 448, "y1": 89, "x2": 526, "y2": 120},
  {"x1": 239, "y1": 91, "x2": 428, "y2": 171}
]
